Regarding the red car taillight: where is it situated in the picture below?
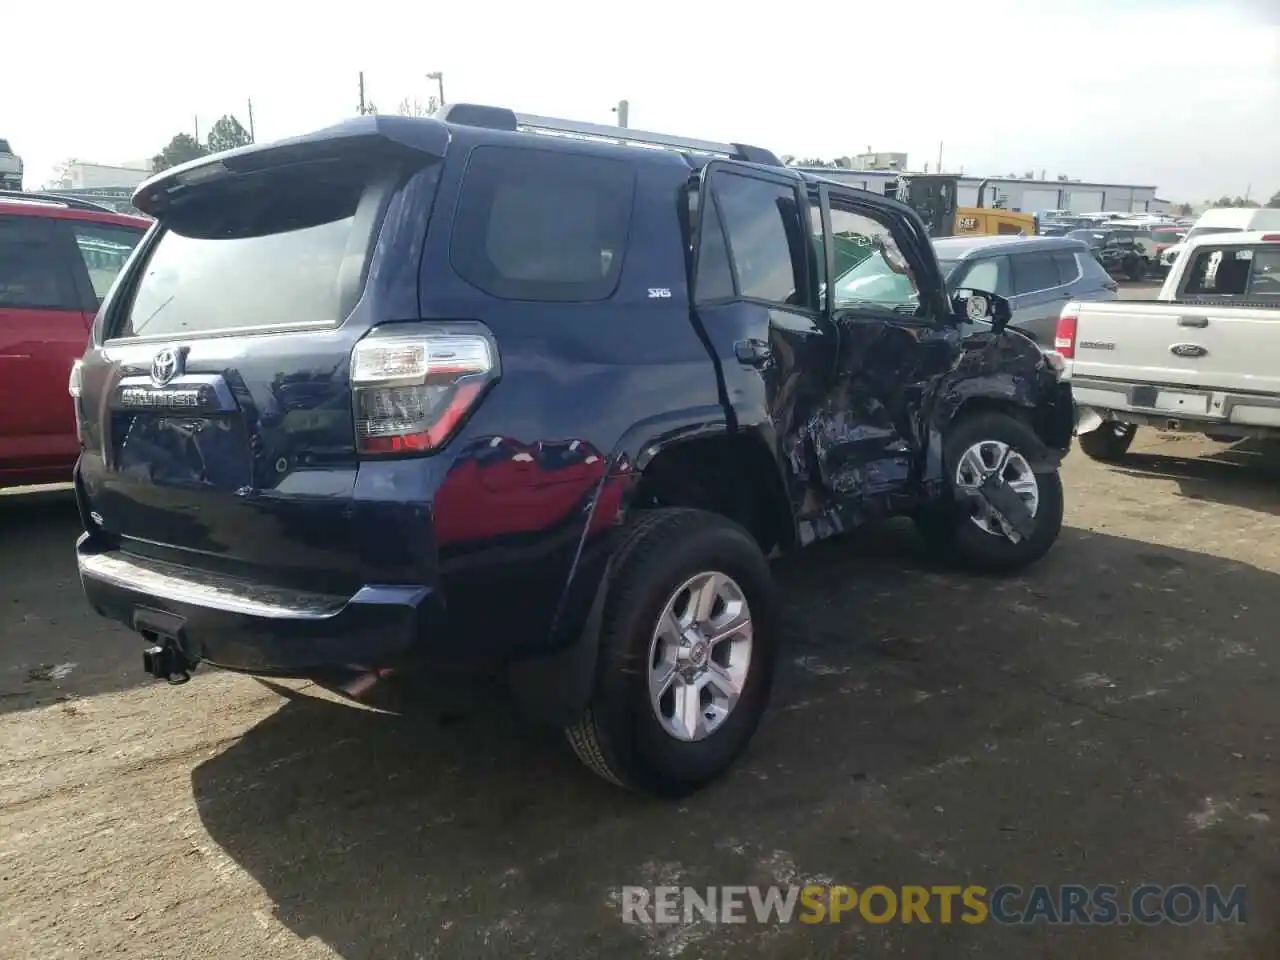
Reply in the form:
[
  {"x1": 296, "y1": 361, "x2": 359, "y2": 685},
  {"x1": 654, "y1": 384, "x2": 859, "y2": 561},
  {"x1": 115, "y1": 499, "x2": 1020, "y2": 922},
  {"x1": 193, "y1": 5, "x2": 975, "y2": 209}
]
[
  {"x1": 1054, "y1": 311, "x2": 1078, "y2": 359},
  {"x1": 351, "y1": 331, "x2": 496, "y2": 455}
]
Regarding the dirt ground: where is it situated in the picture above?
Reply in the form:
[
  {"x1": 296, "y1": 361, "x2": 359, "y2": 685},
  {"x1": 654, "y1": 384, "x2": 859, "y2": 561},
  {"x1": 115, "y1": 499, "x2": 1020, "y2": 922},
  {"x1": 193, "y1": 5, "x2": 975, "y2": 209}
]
[{"x1": 4, "y1": 397, "x2": 1280, "y2": 955}]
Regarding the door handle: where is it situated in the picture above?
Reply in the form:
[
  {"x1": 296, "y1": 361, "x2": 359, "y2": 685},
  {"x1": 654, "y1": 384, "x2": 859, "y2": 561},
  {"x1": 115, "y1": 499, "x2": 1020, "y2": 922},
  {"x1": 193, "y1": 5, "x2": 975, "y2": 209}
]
[
  {"x1": 1178, "y1": 316, "x2": 1208, "y2": 328},
  {"x1": 734, "y1": 339, "x2": 772, "y2": 367}
]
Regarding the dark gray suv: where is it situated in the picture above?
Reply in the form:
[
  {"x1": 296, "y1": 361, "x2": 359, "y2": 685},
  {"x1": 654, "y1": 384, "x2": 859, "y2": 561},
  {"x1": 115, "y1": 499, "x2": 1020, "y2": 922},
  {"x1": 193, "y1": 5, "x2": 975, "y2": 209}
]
[{"x1": 935, "y1": 235, "x2": 1119, "y2": 344}]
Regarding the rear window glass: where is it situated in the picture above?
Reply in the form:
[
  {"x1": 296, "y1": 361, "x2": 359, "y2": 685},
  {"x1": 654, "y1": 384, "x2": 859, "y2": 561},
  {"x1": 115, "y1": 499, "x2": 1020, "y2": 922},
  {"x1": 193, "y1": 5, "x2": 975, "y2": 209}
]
[
  {"x1": 119, "y1": 218, "x2": 355, "y2": 338},
  {"x1": 0, "y1": 215, "x2": 80, "y2": 310},
  {"x1": 110, "y1": 158, "x2": 402, "y2": 340},
  {"x1": 451, "y1": 146, "x2": 634, "y2": 302},
  {"x1": 1248, "y1": 249, "x2": 1280, "y2": 297},
  {"x1": 1182, "y1": 247, "x2": 1257, "y2": 296}
]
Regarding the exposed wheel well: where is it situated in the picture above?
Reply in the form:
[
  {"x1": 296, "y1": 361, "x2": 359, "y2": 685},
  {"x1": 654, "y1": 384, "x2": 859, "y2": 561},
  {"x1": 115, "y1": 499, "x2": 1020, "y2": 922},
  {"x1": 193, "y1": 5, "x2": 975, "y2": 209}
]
[
  {"x1": 631, "y1": 434, "x2": 793, "y2": 555},
  {"x1": 948, "y1": 397, "x2": 1032, "y2": 431}
]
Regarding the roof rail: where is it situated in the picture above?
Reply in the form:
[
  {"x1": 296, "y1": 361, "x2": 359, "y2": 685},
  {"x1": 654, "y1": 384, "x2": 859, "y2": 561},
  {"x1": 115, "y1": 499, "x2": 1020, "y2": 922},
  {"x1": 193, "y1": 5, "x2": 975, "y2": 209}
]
[
  {"x1": 434, "y1": 103, "x2": 780, "y2": 166},
  {"x1": 0, "y1": 189, "x2": 116, "y2": 213}
]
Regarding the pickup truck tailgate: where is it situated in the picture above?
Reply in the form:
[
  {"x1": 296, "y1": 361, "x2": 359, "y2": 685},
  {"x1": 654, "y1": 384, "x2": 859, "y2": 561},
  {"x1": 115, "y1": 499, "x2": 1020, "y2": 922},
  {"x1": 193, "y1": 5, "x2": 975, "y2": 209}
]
[{"x1": 1066, "y1": 300, "x2": 1280, "y2": 394}]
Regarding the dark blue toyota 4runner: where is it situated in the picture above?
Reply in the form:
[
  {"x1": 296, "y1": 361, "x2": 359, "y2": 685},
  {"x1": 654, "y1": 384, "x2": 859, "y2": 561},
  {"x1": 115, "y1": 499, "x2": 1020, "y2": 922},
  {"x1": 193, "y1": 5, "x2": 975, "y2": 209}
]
[{"x1": 71, "y1": 104, "x2": 1074, "y2": 796}]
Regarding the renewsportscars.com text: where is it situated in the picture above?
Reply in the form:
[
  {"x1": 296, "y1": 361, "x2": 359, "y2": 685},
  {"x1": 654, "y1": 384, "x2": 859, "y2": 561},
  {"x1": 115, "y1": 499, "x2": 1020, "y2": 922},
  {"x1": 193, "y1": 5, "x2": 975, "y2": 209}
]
[{"x1": 620, "y1": 883, "x2": 1249, "y2": 926}]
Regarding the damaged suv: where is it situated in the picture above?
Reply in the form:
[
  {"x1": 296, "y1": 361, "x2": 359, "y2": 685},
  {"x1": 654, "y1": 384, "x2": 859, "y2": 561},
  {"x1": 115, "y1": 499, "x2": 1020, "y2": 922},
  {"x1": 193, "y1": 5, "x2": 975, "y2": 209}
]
[{"x1": 72, "y1": 105, "x2": 1074, "y2": 795}]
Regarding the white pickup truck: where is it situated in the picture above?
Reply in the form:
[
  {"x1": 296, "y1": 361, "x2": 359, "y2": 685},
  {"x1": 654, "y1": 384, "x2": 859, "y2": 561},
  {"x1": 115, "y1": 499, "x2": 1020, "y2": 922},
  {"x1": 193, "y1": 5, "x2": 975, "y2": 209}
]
[{"x1": 1058, "y1": 230, "x2": 1280, "y2": 461}]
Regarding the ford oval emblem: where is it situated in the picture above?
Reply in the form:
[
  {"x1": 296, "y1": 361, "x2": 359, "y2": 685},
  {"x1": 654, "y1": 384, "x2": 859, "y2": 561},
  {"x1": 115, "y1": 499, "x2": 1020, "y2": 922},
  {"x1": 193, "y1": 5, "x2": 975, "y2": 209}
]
[{"x1": 1170, "y1": 343, "x2": 1208, "y2": 359}]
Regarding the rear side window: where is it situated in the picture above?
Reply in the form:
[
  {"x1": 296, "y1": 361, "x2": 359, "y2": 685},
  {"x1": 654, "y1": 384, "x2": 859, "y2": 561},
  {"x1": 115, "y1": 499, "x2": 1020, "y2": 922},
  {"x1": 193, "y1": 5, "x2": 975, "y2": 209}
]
[
  {"x1": 1011, "y1": 252, "x2": 1060, "y2": 294},
  {"x1": 1051, "y1": 250, "x2": 1080, "y2": 283},
  {"x1": 70, "y1": 222, "x2": 146, "y2": 302},
  {"x1": 712, "y1": 172, "x2": 806, "y2": 307},
  {"x1": 0, "y1": 215, "x2": 79, "y2": 310},
  {"x1": 451, "y1": 146, "x2": 634, "y2": 302}
]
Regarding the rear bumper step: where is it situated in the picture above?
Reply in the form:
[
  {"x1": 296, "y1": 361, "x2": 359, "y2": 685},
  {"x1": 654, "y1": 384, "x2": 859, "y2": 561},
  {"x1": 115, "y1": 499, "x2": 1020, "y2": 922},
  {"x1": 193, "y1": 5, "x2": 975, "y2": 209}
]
[{"x1": 76, "y1": 535, "x2": 437, "y2": 675}]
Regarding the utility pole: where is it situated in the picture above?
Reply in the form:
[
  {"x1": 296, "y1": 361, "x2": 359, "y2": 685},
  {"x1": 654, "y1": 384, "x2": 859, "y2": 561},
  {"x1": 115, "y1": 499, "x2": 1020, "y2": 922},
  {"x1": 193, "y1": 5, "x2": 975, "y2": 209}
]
[
  {"x1": 194, "y1": 115, "x2": 200, "y2": 144},
  {"x1": 358, "y1": 72, "x2": 367, "y2": 115},
  {"x1": 936, "y1": 140, "x2": 943, "y2": 174},
  {"x1": 427, "y1": 71, "x2": 445, "y2": 107},
  {"x1": 612, "y1": 99, "x2": 630, "y2": 128},
  {"x1": 247, "y1": 98, "x2": 256, "y2": 142}
]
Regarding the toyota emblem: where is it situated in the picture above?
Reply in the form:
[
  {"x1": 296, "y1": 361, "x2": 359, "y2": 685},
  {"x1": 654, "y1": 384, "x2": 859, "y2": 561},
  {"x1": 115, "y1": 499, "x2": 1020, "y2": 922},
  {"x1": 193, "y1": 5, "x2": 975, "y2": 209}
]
[{"x1": 151, "y1": 348, "x2": 180, "y2": 385}]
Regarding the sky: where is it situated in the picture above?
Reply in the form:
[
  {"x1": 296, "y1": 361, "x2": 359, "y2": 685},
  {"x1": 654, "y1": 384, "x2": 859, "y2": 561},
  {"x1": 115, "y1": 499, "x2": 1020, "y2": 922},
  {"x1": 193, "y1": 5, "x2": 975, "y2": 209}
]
[{"x1": 4, "y1": 0, "x2": 1278, "y2": 203}]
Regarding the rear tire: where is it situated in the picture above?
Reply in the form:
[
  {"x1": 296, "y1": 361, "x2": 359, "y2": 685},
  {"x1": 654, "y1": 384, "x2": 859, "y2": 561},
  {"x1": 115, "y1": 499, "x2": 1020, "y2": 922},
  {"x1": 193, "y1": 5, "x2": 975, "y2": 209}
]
[
  {"x1": 1078, "y1": 422, "x2": 1137, "y2": 462},
  {"x1": 564, "y1": 508, "x2": 778, "y2": 796},
  {"x1": 1126, "y1": 257, "x2": 1147, "y2": 282},
  {"x1": 916, "y1": 411, "x2": 1064, "y2": 573}
]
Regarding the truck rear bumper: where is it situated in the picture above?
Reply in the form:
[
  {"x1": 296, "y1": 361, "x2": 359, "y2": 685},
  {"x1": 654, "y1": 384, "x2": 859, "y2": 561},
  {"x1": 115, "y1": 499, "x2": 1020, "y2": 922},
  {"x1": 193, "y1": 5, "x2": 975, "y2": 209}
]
[
  {"x1": 77, "y1": 534, "x2": 437, "y2": 675},
  {"x1": 1073, "y1": 376, "x2": 1280, "y2": 436}
]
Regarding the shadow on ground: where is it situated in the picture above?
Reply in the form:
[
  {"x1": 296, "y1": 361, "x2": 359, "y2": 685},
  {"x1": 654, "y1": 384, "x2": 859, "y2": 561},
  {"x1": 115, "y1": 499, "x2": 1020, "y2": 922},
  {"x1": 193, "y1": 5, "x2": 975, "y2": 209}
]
[
  {"x1": 0, "y1": 486, "x2": 144, "y2": 714},
  {"x1": 191, "y1": 523, "x2": 1280, "y2": 959},
  {"x1": 1110, "y1": 438, "x2": 1280, "y2": 516}
]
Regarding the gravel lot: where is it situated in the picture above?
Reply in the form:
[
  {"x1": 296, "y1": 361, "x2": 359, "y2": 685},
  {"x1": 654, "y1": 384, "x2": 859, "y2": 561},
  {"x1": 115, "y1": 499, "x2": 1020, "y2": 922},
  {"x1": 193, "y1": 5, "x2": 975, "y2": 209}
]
[{"x1": 4, "y1": 282, "x2": 1278, "y2": 959}]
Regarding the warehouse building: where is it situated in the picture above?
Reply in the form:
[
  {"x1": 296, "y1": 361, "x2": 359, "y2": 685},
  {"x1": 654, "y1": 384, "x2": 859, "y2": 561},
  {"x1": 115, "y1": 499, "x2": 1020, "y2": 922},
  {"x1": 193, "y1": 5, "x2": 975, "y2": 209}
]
[{"x1": 795, "y1": 165, "x2": 1161, "y2": 215}]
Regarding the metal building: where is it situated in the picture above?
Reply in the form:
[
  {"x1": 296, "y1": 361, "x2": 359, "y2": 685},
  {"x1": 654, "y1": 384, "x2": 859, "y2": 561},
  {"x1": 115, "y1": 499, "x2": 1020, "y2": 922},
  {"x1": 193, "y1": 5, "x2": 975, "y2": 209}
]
[{"x1": 794, "y1": 167, "x2": 1160, "y2": 215}]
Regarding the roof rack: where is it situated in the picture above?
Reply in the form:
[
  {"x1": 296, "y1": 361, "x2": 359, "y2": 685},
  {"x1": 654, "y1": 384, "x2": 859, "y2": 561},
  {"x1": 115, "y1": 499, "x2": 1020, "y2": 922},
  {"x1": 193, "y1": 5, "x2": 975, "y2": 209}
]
[
  {"x1": 435, "y1": 103, "x2": 781, "y2": 166},
  {"x1": 0, "y1": 189, "x2": 116, "y2": 213}
]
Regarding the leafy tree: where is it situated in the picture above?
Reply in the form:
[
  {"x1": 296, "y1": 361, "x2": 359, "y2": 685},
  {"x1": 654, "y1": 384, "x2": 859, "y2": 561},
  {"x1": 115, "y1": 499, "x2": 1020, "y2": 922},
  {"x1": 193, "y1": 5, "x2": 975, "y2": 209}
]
[
  {"x1": 1175, "y1": 202, "x2": 1193, "y2": 216},
  {"x1": 151, "y1": 133, "x2": 208, "y2": 173},
  {"x1": 397, "y1": 96, "x2": 436, "y2": 117},
  {"x1": 207, "y1": 114, "x2": 252, "y2": 154},
  {"x1": 1267, "y1": 190, "x2": 1280, "y2": 209}
]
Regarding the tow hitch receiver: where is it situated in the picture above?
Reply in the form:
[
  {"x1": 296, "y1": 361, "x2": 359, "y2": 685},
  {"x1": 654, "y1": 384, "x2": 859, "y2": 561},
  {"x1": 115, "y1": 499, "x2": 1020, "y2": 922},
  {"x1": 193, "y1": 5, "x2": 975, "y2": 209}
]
[
  {"x1": 143, "y1": 639, "x2": 196, "y2": 684},
  {"x1": 135, "y1": 609, "x2": 197, "y2": 684}
]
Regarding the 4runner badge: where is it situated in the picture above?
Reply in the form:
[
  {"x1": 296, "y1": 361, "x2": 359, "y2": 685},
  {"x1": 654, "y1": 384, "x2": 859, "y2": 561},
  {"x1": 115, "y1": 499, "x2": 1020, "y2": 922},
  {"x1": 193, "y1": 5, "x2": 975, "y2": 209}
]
[{"x1": 151, "y1": 348, "x2": 181, "y2": 385}]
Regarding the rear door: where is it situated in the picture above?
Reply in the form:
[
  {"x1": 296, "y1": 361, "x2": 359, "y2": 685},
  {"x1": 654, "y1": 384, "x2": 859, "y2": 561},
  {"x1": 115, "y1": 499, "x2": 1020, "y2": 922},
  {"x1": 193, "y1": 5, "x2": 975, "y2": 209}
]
[
  {"x1": 0, "y1": 213, "x2": 89, "y2": 469},
  {"x1": 75, "y1": 134, "x2": 446, "y2": 592},
  {"x1": 690, "y1": 160, "x2": 832, "y2": 520},
  {"x1": 1009, "y1": 250, "x2": 1067, "y2": 343}
]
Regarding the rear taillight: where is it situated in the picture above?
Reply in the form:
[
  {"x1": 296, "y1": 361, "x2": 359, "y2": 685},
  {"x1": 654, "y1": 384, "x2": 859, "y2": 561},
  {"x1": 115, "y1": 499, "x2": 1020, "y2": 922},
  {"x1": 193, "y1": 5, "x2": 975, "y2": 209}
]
[
  {"x1": 1055, "y1": 310, "x2": 1078, "y2": 359},
  {"x1": 1262, "y1": 234, "x2": 1280, "y2": 242},
  {"x1": 351, "y1": 332, "x2": 496, "y2": 455}
]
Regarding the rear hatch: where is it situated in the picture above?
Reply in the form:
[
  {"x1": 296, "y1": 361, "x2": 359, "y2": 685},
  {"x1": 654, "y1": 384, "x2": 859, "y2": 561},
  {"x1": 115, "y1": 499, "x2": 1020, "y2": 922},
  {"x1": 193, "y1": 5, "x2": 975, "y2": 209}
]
[{"x1": 74, "y1": 118, "x2": 449, "y2": 593}]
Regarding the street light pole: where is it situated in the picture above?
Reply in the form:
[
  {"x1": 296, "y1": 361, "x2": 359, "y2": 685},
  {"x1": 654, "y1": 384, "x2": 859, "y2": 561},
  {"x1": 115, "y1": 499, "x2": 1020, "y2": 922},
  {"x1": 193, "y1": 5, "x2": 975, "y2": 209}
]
[{"x1": 427, "y1": 71, "x2": 445, "y2": 107}]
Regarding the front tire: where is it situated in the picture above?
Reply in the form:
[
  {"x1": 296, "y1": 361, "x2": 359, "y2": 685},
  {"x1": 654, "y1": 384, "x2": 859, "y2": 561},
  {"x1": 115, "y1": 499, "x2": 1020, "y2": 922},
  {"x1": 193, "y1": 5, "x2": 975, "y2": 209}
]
[
  {"x1": 916, "y1": 412, "x2": 1064, "y2": 573},
  {"x1": 1078, "y1": 422, "x2": 1137, "y2": 462},
  {"x1": 1127, "y1": 257, "x2": 1147, "y2": 282},
  {"x1": 565, "y1": 508, "x2": 778, "y2": 796}
]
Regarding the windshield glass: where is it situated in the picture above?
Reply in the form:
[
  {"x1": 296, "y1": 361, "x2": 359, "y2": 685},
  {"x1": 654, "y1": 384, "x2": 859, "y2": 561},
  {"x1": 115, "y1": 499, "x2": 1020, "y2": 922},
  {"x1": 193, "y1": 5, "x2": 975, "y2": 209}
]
[
  {"x1": 832, "y1": 245, "x2": 919, "y2": 309},
  {"x1": 1151, "y1": 230, "x2": 1184, "y2": 244},
  {"x1": 937, "y1": 259, "x2": 961, "y2": 281},
  {"x1": 1185, "y1": 225, "x2": 1243, "y2": 242}
]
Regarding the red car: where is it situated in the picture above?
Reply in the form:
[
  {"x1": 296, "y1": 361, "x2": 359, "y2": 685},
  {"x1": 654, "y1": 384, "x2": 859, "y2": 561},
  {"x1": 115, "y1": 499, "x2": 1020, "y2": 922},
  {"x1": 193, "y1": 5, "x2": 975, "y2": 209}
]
[{"x1": 0, "y1": 193, "x2": 149, "y2": 488}]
